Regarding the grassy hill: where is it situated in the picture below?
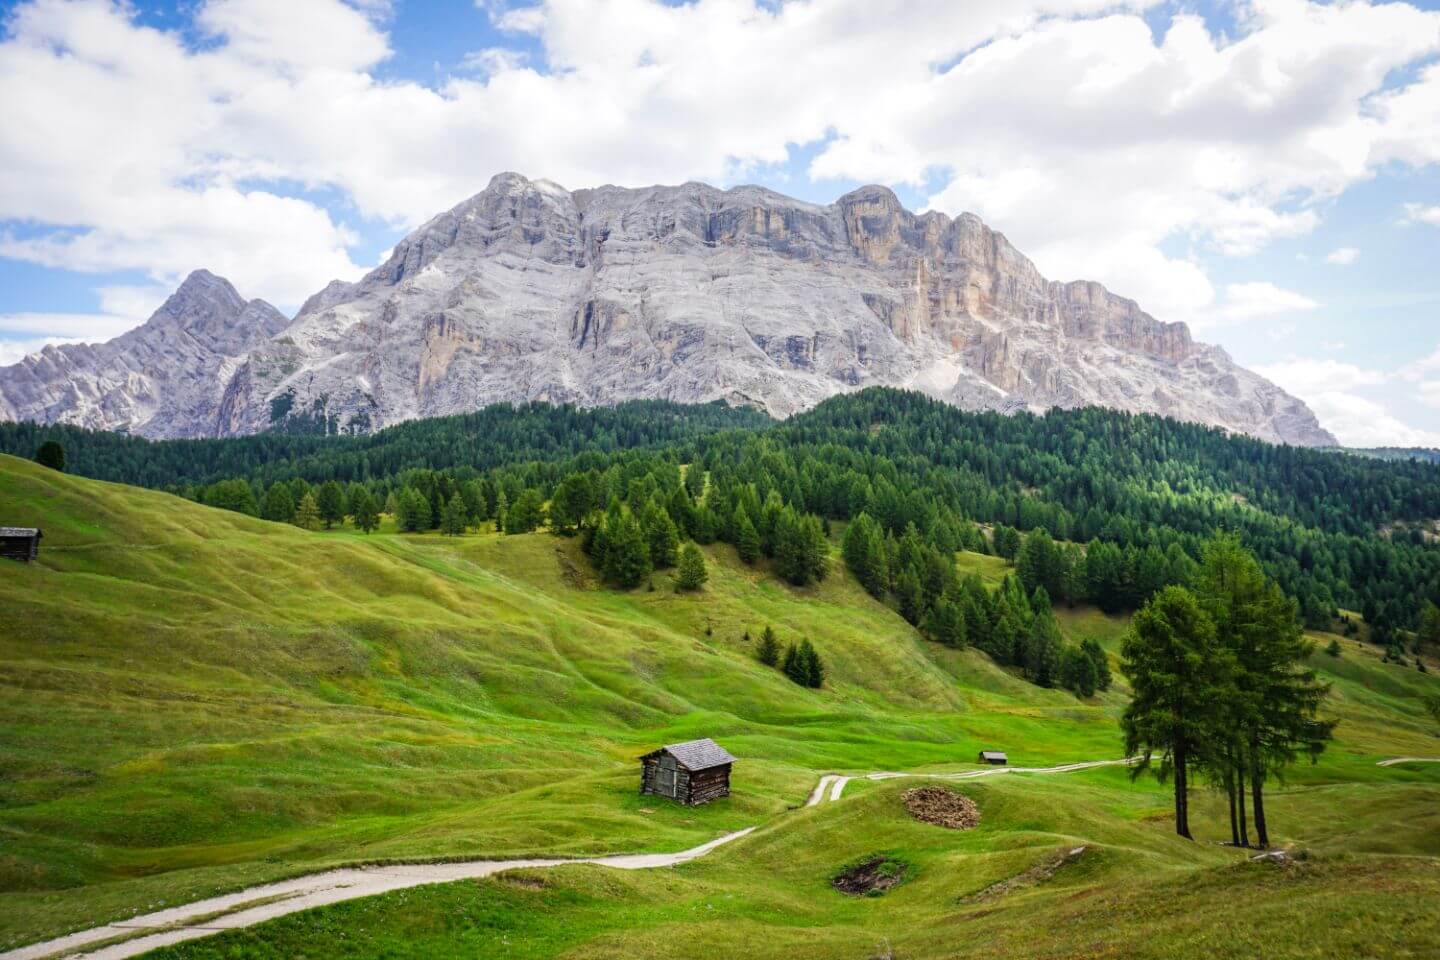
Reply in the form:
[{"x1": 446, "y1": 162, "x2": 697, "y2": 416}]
[{"x1": 2, "y1": 454, "x2": 1438, "y2": 957}]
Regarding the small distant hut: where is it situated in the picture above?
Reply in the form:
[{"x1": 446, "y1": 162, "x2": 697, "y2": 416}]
[
  {"x1": 978, "y1": 750, "x2": 1008, "y2": 766},
  {"x1": 639, "y1": 738, "x2": 735, "y2": 805},
  {"x1": 0, "y1": 527, "x2": 41, "y2": 563}
]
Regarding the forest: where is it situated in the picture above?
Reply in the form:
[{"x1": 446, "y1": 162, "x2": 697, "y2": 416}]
[{"x1": 8, "y1": 388, "x2": 1440, "y2": 660}]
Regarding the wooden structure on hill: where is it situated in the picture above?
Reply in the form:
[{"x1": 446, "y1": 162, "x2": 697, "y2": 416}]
[
  {"x1": 0, "y1": 527, "x2": 41, "y2": 563},
  {"x1": 639, "y1": 738, "x2": 735, "y2": 805},
  {"x1": 978, "y1": 750, "x2": 1008, "y2": 765}
]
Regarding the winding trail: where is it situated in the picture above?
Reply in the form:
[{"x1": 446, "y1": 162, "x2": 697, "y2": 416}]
[
  {"x1": 804, "y1": 757, "x2": 1139, "y2": 806},
  {"x1": 2, "y1": 831, "x2": 754, "y2": 960},
  {"x1": 10, "y1": 753, "x2": 1420, "y2": 960}
]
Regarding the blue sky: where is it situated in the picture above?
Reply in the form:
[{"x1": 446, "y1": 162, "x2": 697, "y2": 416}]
[{"x1": 1, "y1": 0, "x2": 1438, "y2": 444}]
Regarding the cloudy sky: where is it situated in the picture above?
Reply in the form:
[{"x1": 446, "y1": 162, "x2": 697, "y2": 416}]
[{"x1": 1, "y1": 0, "x2": 1438, "y2": 446}]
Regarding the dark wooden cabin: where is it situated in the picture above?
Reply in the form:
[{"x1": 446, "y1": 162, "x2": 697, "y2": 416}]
[
  {"x1": 639, "y1": 738, "x2": 735, "y2": 805},
  {"x1": 0, "y1": 527, "x2": 41, "y2": 563},
  {"x1": 978, "y1": 750, "x2": 1008, "y2": 765}
]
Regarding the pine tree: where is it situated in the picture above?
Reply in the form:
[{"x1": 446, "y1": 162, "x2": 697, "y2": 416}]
[
  {"x1": 674, "y1": 542, "x2": 708, "y2": 591},
  {"x1": 641, "y1": 499, "x2": 680, "y2": 568},
  {"x1": 757, "y1": 625, "x2": 781, "y2": 667},
  {"x1": 781, "y1": 642, "x2": 808, "y2": 686},
  {"x1": 1080, "y1": 637, "x2": 1112, "y2": 691},
  {"x1": 504, "y1": 489, "x2": 545, "y2": 534},
  {"x1": 602, "y1": 512, "x2": 652, "y2": 588},
  {"x1": 734, "y1": 506, "x2": 761, "y2": 565},
  {"x1": 844, "y1": 513, "x2": 890, "y2": 598},
  {"x1": 441, "y1": 492, "x2": 468, "y2": 536},
  {"x1": 1121, "y1": 585, "x2": 1233, "y2": 840},
  {"x1": 800, "y1": 639, "x2": 824, "y2": 688},
  {"x1": 494, "y1": 489, "x2": 509, "y2": 533},
  {"x1": 351, "y1": 489, "x2": 380, "y2": 534},
  {"x1": 262, "y1": 484, "x2": 296, "y2": 523},
  {"x1": 294, "y1": 492, "x2": 322, "y2": 531},
  {"x1": 316, "y1": 480, "x2": 346, "y2": 529},
  {"x1": 399, "y1": 489, "x2": 431, "y2": 533}
]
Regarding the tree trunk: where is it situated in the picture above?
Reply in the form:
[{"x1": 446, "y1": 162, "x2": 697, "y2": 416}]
[
  {"x1": 1251, "y1": 756, "x2": 1269, "y2": 849},
  {"x1": 1174, "y1": 741, "x2": 1192, "y2": 840},
  {"x1": 1236, "y1": 763, "x2": 1250, "y2": 848},
  {"x1": 1225, "y1": 767, "x2": 1239, "y2": 846}
]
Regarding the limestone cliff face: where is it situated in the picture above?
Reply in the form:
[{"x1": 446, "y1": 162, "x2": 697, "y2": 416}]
[
  {"x1": 0, "y1": 174, "x2": 1336, "y2": 445},
  {"x1": 0, "y1": 271, "x2": 287, "y2": 437}
]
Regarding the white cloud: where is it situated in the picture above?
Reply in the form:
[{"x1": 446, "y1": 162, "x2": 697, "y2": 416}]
[
  {"x1": 1303, "y1": 392, "x2": 1440, "y2": 448},
  {"x1": 0, "y1": 336, "x2": 88, "y2": 366},
  {"x1": 1419, "y1": 381, "x2": 1440, "y2": 410},
  {"x1": 0, "y1": 312, "x2": 140, "y2": 340},
  {"x1": 1255, "y1": 358, "x2": 1387, "y2": 396},
  {"x1": 0, "y1": 0, "x2": 1436, "y2": 328},
  {"x1": 1190, "y1": 281, "x2": 1320, "y2": 329},
  {"x1": 1254, "y1": 357, "x2": 1440, "y2": 447},
  {"x1": 1325, "y1": 246, "x2": 1360, "y2": 265},
  {"x1": 1400, "y1": 203, "x2": 1440, "y2": 227}
]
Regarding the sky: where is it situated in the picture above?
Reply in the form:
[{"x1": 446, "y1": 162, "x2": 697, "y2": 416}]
[{"x1": 0, "y1": 0, "x2": 1438, "y2": 446}]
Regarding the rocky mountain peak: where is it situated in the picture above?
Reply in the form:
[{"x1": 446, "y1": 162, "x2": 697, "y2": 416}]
[{"x1": 0, "y1": 176, "x2": 1337, "y2": 446}]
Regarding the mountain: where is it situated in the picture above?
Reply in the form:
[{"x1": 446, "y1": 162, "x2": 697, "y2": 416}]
[
  {"x1": 0, "y1": 174, "x2": 1335, "y2": 445},
  {"x1": 0, "y1": 271, "x2": 287, "y2": 438}
]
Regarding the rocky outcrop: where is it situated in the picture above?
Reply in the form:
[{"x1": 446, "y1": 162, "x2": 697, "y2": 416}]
[
  {"x1": 0, "y1": 271, "x2": 287, "y2": 437},
  {"x1": 0, "y1": 174, "x2": 1336, "y2": 445}
]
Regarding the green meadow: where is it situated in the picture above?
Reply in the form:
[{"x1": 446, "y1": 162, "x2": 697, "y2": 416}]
[{"x1": 1, "y1": 453, "x2": 1437, "y2": 957}]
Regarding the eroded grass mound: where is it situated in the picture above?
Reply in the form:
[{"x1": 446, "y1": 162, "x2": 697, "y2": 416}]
[
  {"x1": 832, "y1": 856, "x2": 910, "y2": 897},
  {"x1": 903, "y1": 786, "x2": 980, "y2": 830}
]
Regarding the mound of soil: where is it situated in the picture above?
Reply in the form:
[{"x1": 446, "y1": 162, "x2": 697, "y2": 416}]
[
  {"x1": 832, "y1": 857, "x2": 908, "y2": 896},
  {"x1": 903, "y1": 786, "x2": 980, "y2": 829}
]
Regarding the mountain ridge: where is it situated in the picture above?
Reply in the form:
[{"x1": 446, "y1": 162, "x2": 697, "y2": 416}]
[{"x1": 0, "y1": 173, "x2": 1336, "y2": 445}]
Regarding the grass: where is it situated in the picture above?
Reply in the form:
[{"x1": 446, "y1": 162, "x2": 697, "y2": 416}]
[{"x1": 1, "y1": 453, "x2": 1438, "y2": 957}]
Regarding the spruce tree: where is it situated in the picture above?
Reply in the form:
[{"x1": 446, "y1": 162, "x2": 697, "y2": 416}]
[
  {"x1": 757, "y1": 625, "x2": 781, "y2": 667},
  {"x1": 781, "y1": 642, "x2": 808, "y2": 685},
  {"x1": 641, "y1": 499, "x2": 680, "y2": 568},
  {"x1": 1121, "y1": 585, "x2": 1232, "y2": 839},
  {"x1": 262, "y1": 484, "x2": 296, "y2": 523},
  {"x1": 441, "y1": 493, "x2": 468, "y2": 536},
  {"x1": 674, "y1": 542, "x2": 708, "y2": 591},
  {"x1": 294, "y1": 492, "x2": 322, "y2": 531},
  {"x1": 603, "y1": 512, "x2": 652, "y2": 588},
  {"x1": 842, "y1": 512, "x2": 888, "y2": 597},
  {"x1": 316, "y1": 480, "x2": 346, "y2": 529},
  {"x1": 734, "y1": 506, "x2": 761, "y2": 565},
  {"x1": 494, "y1": 489, "x2": 509, "y2": 533},
  {"x1": 351, "y1": 489, "x2": 380, "y2": 534},
  {"x1": 800, "y1": 639, "x2": 824, "y2": 688}
]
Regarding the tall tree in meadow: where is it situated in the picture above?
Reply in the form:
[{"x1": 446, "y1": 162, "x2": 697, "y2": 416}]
[
  {"x1": 293, "y1": 492, "x2": 322, "y2": 532},
  {"x1": 1121, "y1": 585, "x2": 1233, "y2": 840},
  {"x1": 640, "y1": 499, "x2": 680, "y2": 568},
  {"x1": 1193, "y1": 535, "x2": 1334, "y2": 848},
  {"x1": 674, "y1": 542, "x2": 708, "y2": 591},
  {"x1": 602, "y1": 511, "x2": 652, "y2": 588},
  {"x1": 351, "y1": 489, "x2": 380, "y2": 534},
  {"x1": 503, "y1": 489, "x2": 545, "y2": 534},
  {"x1": 756, "y1": 625, "x2": 781, "y2": 667},
  {"x1": 398, "y1": 489, "x2": 430, "y2": 533},
  {"x1": 316, "y1": 480, "x2": 346, "y2": 529},
  {"x1": 441, "y1": 493, "x2": 469, "y2": 536}
]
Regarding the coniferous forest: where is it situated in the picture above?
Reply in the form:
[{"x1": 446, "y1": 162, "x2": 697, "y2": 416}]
[{"x1": 6, "y1": 388, "x2": 1439, "y2": 664}]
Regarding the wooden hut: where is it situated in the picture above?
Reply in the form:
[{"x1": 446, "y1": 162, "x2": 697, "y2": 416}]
[
  {"x1": 978, "y1": 750, "x2": 1008, "y2": 765},
  {"x1": 639, "y1": 738, "x2": 735, "y2": 805},
  {"x1": 0, "y1": 527, "x2": 41, "y2": 563}
]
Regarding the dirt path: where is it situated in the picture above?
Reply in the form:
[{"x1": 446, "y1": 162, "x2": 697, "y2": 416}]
[
  {"x1": 1, "y1": 830, "x2": 753, "y2": 960},
  {"x1": 13, "y1": 753, "x2": 1422, "y2": 959},
  {"x1": 805, "y1": 757, "x2": 1139, "y2": 806}
]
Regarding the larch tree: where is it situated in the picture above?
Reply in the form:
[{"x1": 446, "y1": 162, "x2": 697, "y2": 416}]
[
  {"x1": 674, "y1": 542, "x2": 708, "y2": 591},
  {"x1": 1120, "y1": 585, "x2": 1233, "y2": 840}
]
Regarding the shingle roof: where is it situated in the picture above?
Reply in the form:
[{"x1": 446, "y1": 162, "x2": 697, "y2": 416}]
[
  {"x1": 0, "y1": 527, "x2": 40, "y2": 538},
  {"x1": 645, "y1": 738, "x2": 736, "y2": 770}
]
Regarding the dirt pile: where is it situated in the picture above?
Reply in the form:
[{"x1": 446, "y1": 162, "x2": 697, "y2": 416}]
[
  {"x1": 903, "y1": 786, "x2": 980, "y2": 829},
  {"x1": 832, "y1": 857, "x2": 909, "y2": 896}
]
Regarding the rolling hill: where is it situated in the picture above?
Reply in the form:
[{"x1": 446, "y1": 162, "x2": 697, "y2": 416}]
[{"x1": 1, "y1": 454, "x2": 1437, "y2": 958}]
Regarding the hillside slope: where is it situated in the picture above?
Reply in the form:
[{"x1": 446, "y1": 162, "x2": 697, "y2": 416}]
[{"x1": 1, "y1": 456, "x2": 1436, "y2": 956}]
